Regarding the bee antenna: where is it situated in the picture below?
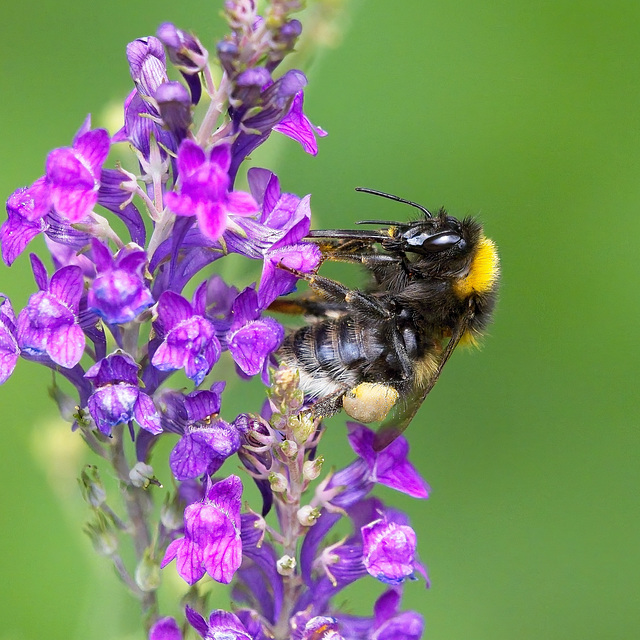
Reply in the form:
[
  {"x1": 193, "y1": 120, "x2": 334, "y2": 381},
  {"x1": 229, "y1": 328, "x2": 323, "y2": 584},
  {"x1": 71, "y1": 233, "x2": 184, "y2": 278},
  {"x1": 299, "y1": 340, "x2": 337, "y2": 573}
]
[{"x1": 355, "y1": 187, "x2": 433, "y2": 218}]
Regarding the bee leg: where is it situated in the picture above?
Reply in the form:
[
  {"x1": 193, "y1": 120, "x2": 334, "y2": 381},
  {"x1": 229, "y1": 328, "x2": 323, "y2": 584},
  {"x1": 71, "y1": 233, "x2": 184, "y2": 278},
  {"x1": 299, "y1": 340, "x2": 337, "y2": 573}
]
[
  {"x1": 390, "y1": 328, "x2": 415, "y2": 380},
  {"x1": 309, "y1": 389, "x2": 345, "y2": 418},
  {"x1": 279, "y1": 264, "x2": 394, "y2": 320},
  {"x1": 321, "y1": 252, "x2": 401, "y2": 266}
]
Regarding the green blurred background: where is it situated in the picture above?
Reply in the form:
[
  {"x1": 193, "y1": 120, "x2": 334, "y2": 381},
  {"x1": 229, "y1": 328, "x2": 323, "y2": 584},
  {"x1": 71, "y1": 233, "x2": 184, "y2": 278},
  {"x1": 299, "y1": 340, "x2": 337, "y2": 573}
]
[{"x1": 1, "y1": 0, "x2": 639, "y2": 638}]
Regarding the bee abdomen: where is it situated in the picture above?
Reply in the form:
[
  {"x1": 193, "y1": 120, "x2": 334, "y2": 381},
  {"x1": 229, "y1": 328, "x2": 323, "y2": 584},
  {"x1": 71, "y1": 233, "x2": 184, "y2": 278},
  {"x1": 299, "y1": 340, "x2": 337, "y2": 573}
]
[{"x1": 280, "y1": 316, "x2": 383, "y2": 398}]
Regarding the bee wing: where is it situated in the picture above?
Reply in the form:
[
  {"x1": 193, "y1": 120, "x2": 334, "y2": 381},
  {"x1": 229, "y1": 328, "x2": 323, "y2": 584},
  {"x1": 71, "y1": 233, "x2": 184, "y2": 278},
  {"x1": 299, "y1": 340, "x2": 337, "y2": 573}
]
[{"x1": 373, "y1": 317, "x2": 470, "y2": 451}]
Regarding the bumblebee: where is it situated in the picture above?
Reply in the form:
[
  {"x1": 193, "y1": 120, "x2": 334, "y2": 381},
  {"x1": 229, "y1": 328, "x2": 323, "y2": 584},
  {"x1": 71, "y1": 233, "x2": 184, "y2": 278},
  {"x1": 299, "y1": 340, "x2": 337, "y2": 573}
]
[{"x1": 275, "y1": 188, "x2": 500, "y2": 449}]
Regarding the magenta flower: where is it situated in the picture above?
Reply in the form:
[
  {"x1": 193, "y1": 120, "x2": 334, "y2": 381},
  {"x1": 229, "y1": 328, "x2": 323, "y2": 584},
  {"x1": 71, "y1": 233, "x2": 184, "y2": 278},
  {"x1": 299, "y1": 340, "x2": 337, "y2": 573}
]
[
  {"x1": 0, "y1": 294, "x2": 19, "y2": 384},
  {"x1": 151, "y1": 284, "x2": 221, "y2": 386},
  {"x1": 339, "y1": 590, "x2": 424, "y2": 640},
  {"x1": 166, "y1": 140, "x2": 258, "y2": 240},
  {"x1": 226, "y1": 287, "x2": 284, "y2": 377},
  {"x1": 1, "y1": 183, "x2": 49, "y2": 266},
  {"x1": 87, "y1": 240, "x2": 154, "y2": 325},
  {"x1": 149, "y1": 617, "x2": 182, "y2": 640},
  {"x1": 16, "y1": 255, "x2": 85, "y2": 369},
  {"x1": 159, "y1": 387, "x2": 241, "y2": 481},
  {"x1": 274, "y1": 91, "x2": 328, "y2": 155},
  {"x1": 45, "y1": 118, "x2": 110, "y2": 223},
  {"x1": 243, "y1": 170, "x2": 321, "y2": 308},
  {"x1": 345, "y1": 422, "x2": 430, "y2": 499},
  {"x1": 185, "y1": 607, "x2": 253, "y2": 640},
  {"x1": 117, "y1": 36, "x2": 187, "y2": 159},
  {"x1": 1, "y1": 117, "x2": 110, "y2": 230},
  {"x1": 361, "y1": 515, "x2": 418, "y2": 585},
  {"x1": 370, "y1": 590, "x2": 424, "y2": 640},
  {"x1": 85, "y1": 351, "x2": 162, "y2": 436},
  {"x1": 162, "y1": 475, "x2": 243, "y2": 585}
]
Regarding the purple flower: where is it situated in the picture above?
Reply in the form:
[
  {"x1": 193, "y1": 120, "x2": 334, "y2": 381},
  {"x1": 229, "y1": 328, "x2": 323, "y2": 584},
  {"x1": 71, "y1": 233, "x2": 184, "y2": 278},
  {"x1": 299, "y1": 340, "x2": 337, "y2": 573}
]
[
  {"x1": 300, "y1": 617, "x2": 343, "y2": 640},
  {"x1": 257, "y1": 229, "x2": 321, "y2": 308},
  {"x1": 149, "y1": 617, "x2": 182, "y2": 640},
  {"x1": 166, "y1": 140, "x2": 258, "y2": 240},
  {"x1": 87, "y1": 240, "x2": 154, "y2": 324},
  {"x1": 229, "y1": 69, "x2": 309, "y2": 178},
  {"x1": 161, "y1": 475, "x2": 243, "y2": 585},
  {"x1": 85, "y1": 351, "x2": 161, "y2": 436},
  {"x1": 159, "y1": 387, "x2": 241, "y2": 481},
  {"x1": 0, "y1": 294, "x2": 20, "y2": 384},
  {"x1": 248, "y1": 168, "x2": 316, "y2": 237},
  {"x1": 274, "y1": 91, "x2": 327, "y2": 155},
  {"x1": 361, "y1": 515, "x2": 418, "y2": 585},
  {"x1": 151, "y1": 284, "x2": 221, "y2": 386},
  {"x1": 117, "y1": 37, "x2": 183, "y2": 158},
  {"x1": 339, "y1": 590, "x2": 424, "y2": 640},
  {"x1": 127, "y1": 36, "x2": 168, "y2": 96},
  {"x1": 215, "y1": 169, "x2": 321, "y2": 278},
  {"x1": 227, "y1": 287, "x2": 284, "y2": 377},
  {"x1": 45, "y1": 237, "x2": 96, "y2": 276},
  {"x1": 97, "y1": 169, "x2": 146, "y2": 246},
  {"x1": 155, "y1": 82, "x2": 192, "y2": 144},
  {"x1": 185, "y1": 607, "x2": 253, "y2": 640},
  {"x1": 1, "y1": 183, "x2": 48, "y2": 266},
  {"x1": 157, "y1": 23, "x2": 208, "y2": 74},
  {"x1": 45, "y1": 117, "x2": 111, "y2": 223},
  {"x1": 2, "y1": 181, "x2": 98, "y2": 267},
  {"x1": 301, "y1": 498, "x2": 417, "y2": 592},
  {"x1": 205, "y1": 275, "x2": 238, "y2": 324},
  {"x1": 16, "y1": 255, "x2": 85, "y2": 368},
  {"x1": 232, "y1": 513, "x2": 284, "y2": 620},
  {"x1": 242, "y1": 171, "x2": 321, "y2": 308},
  {"x1": 371, "y1": 590, "x2": 424, "y2": 640},
  {"x1": 346, "y1": 422, "x2": 430, "y2": 499}
]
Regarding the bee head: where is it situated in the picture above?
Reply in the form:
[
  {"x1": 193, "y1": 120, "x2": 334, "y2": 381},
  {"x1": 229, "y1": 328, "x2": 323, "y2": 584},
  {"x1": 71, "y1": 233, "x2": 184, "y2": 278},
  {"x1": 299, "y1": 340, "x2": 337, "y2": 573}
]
[
  {"x1": 355, "y1": 188, "x2": 485, "y2": 276},
  {"x1": 399, "y1": 211, "x2": 469, "y2": 254},
  {"x1": 398, "y1": 212, "x2": 484, "y2": 279}
]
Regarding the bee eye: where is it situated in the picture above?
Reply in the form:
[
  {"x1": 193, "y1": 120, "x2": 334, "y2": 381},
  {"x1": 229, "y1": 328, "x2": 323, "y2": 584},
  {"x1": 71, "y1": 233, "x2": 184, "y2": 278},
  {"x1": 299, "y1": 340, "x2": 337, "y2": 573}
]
[{"x1": 406, "y1": 231, "x2": 463, "y2": 252}]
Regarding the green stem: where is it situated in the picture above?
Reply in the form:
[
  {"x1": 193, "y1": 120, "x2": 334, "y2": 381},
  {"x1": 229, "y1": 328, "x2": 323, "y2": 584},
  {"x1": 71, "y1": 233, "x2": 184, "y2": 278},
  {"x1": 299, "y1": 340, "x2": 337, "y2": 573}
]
[{"x1": 108, "y1": 424, "x2": 159, "y2": 629}]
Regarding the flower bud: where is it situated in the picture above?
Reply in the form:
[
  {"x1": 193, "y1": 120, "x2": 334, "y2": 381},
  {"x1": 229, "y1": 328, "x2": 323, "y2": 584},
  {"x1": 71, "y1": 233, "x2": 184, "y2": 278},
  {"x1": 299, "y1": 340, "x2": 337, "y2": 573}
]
[
  {"x1": 217, "y1": 40, "x2": 240, "y2": 77},
  {"x1": 155, "y1": 81, "x2": 192, "y2": 143},
  {"x1": 280, "y1": 439, "x2": 298, "y2": 459},
  {"x1": 291, "y1": 412, "x2": 315, "y2": 444},
  {"x1": 129, "y1": 462, "x2": 162, "y2": 489},
  {"x1": 156, "y1": 23, "x2": 209, "y2": 74},
  {"x1": 78, "y1": 465, "x2": 106, "y2": 508},
  {"x1": 84, "y1": 511, "x2": 118, "y2": 557},
  {"x1": 303, "y1": 456, "x2": 324, "y2": 481},
  {"x1": 160, "y1": 491, "x2": 185, "y2": 531},
  {"x1": 266, "y1": 19, "x2": 303, "y2": 72},
  {"x1": 49, "y1": 379, "x2": 81, "y2": 423},
  {"x1": 297, "y1": 505, "x2": 320, "y2": 527},
  {"x1": 269, "y1": 365, "x2": 304, "y2": 415},
  {"x1": 234, "y1": 68, "x2": 272, "y2": 107},
  {"x1": 276, "y1": 554, "x2": 296, "y2": 576},
  {"x1": 269, "y1": 472, "x2": 288, "y2": 493},
  {"x1": 135, "y1": 547, "x2": 162, "y2": 592}
]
